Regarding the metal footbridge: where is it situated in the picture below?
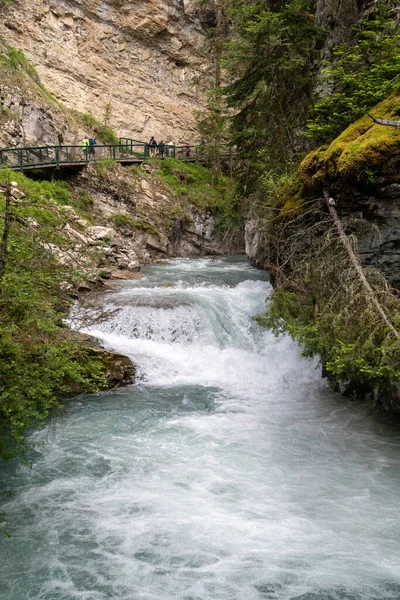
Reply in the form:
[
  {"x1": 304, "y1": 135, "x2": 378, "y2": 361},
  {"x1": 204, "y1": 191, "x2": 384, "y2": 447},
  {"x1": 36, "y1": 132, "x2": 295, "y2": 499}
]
[{"x1": 0, "y1": 138, "x2": 233, "y2": 172}]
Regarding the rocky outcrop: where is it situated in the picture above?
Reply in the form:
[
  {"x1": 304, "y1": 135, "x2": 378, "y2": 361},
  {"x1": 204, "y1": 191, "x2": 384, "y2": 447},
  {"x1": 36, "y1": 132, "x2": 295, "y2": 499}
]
[
  {"x1": 315, "y1": 0, "x2": 364, "y2": 55},
  {"x1": 244, "y1": 217, "x2": 270, "y2": 271},
  {"x1": 0, "y1": 0, "x2": 211, "y2": 146},
  {"x1": 339, "y1": 189, "x2": 400, "y2": 289},
  {"x1": 86, "y1": 345, "x2": 136, "y2": 386},
  {"x1": 0, "y1": 38, "x2": 79, "y2": 148},
  {"x1": 74, "y1": 162, "x2": 236, "y2": 264},
  {"x1": 21, "y1": 161, "x2": 239, "y2": 286},
  {"x1": 299, "y1": 96, "x2": 400, "y2": 288}
]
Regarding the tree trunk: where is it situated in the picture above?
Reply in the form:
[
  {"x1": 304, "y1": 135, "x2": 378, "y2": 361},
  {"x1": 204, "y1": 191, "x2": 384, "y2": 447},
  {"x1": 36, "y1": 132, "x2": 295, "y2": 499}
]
[
  {"x1": 368, "y1": 113, "x2": 400, "y2": 128},
  {"x1": 324, "y1": 190, "x2": 399, "y2": 338}
]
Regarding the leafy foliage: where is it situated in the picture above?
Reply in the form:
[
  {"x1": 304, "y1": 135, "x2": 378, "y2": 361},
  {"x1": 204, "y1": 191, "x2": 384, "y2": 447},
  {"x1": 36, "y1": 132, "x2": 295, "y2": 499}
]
[
  {"x1": 0, "y1": 171, "x2": 108, "y2": 462},
  {"x1": 307, "y1": 0, "x2": 400, "y2": 142},
  {"x1": 195, "y1": 0, "x2": 231, "y2": 180},
  {"x1": 94, "y1": 159, "x2": 118, "y2": 176},
  {"x1": 0, "y1": 0, "x2": 15, "y2": 10},
  {"x1": 196, "y1": 88, "x2": 231, "y2": 180},
  {"x1": 77, "y1": 112, "x2": 119, "y2": 145},
  {"x1": 0, "y1": 38, "x2": 40, "y2": 83},
  {"x1": 154, "y1": 158, "x2": 241, "y2": 231}
]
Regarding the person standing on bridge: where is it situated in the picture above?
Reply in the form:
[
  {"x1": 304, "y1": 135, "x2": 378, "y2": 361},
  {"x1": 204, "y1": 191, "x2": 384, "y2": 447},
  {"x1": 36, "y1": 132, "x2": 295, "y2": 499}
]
[
  {"x1": 167, "y1": 139, "x2": 174, "y2": 157},
  {"x1": 158, "y1": 140, "x2": 165, "y2": 158},
  {"x1": 89, "y1": 136, "x2": 96, "y2": 160},
  {"x1": 82, "y1": 137, "x2": 90, "y2": 160},
  {"x1": 149, "y1": 136, "x2": 157, "y2": 158}
]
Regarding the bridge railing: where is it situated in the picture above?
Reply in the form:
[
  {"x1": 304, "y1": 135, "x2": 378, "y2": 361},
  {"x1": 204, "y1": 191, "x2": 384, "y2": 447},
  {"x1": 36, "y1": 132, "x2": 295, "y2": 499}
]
[
  {"x1": 0, "y1": 145, "x2": 86, "y2": 170},
  {"x1": 119, "y1": 139, "x2": 149, "y2": 158},
  {"x1": 0, "y1": 143, "x2": 150, "y2": 170},
  {"x1": 140, "y1": 143, "x2": 234, "y2": 160},
  {"x1": 0, "y1": 140, "x2": 235, "y2": 171}
]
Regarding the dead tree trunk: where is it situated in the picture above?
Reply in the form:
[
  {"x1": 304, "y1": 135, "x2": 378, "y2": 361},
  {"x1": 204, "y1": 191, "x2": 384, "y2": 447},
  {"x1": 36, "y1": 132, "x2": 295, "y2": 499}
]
[
  {"x1": 368, "y1": 113, "x2": 400, "y2": 127},
  {"x1": 324, "y1": 190, "x2": 399, "y2": 339}
]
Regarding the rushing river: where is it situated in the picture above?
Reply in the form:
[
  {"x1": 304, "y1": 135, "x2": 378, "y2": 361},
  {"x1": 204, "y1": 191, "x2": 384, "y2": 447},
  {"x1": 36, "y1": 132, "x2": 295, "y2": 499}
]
[{"x1": 1, "y1": 257, "x2": 400, "y2": 600}]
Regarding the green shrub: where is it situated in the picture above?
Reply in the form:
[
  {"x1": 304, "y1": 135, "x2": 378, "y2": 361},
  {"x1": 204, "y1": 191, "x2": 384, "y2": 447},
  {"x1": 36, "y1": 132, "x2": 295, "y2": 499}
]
[
  {"x1": 81, "y1": 113, "x2": 119, "y2": 145},
  {"x1": 154, "y1": 159, "x2": 241, "y2": 231},
  {"x1": 95, "y1": 159, "x2": 118, "y2": 176},
  {"x1": 0, "y1": 170, "x2": 108, "y2": 462}
]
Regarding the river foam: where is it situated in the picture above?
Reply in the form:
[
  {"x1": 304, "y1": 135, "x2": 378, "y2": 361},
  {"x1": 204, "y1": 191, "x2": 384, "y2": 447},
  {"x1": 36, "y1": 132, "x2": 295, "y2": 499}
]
[{"x1": 1, "y1": 257, "x2": 400, "y2": 600}]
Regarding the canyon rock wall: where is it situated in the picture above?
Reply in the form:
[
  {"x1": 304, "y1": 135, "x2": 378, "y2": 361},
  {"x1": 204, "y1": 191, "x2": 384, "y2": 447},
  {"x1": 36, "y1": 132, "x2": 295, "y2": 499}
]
[
  {"x1": 315, "y1": 0, "x2": 364, "y2": 55},
  {"x1": 29, "y1": 160, "x2": 240, "y2": 286},
  {"x1": 0, "y1": 0, "x2": 210, "y2": 145}
]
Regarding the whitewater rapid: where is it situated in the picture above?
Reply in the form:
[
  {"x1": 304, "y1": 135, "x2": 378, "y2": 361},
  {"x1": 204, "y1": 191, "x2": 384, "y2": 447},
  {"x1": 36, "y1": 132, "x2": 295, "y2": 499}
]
[{"x1": 1, "y1": 257, "x2": 400, "y2": 600}]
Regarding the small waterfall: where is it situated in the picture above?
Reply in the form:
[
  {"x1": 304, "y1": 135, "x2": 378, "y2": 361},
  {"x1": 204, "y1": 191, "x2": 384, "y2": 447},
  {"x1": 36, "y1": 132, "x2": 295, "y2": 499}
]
[{"x1": 1, "y1": 257, "x2": 400, "y2": 600}]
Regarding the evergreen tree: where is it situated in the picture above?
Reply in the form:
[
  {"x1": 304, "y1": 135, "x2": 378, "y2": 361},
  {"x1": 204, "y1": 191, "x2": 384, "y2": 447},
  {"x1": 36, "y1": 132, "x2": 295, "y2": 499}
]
[
  {"x1": 224, "y1": 0, "x2": 324, "y2": 191},
  {"x1": 307, "y1": 0, "x2": 400, "y2": 142}
]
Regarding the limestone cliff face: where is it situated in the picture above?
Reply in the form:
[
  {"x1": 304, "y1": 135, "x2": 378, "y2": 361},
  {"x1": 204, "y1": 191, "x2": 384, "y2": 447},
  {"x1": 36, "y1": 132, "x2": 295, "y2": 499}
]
[{"x1": 0, "y1": 0, "x2": 210, "y2": 145}]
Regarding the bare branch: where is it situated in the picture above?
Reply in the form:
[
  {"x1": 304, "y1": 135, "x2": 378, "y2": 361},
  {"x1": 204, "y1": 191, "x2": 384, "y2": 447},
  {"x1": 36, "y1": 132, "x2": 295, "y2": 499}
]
[
  {"x1": 324, "y1": 190, "x2": 399, "y2": 339},
  {"x1": 368, "y1": 113, "x2": 400, "y2": 128}
]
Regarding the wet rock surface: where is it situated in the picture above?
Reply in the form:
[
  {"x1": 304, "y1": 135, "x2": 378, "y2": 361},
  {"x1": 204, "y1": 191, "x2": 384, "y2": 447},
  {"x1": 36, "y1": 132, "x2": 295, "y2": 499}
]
[{"x1": 86, "y1": 345, "x2": 136, "y2": 387}]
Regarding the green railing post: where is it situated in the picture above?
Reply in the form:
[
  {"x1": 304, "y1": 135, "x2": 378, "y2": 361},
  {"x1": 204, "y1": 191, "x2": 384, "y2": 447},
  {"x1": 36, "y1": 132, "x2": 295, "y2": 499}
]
[
  {"x1": 56, "y1": 146, "x2": 60, "y2": 169},
  {"x1": 18, "y1": 148, "x2": 23, "y2": 171},
  {"x1": 113, "y1": 145, "x2": 116, "y2": 160}
]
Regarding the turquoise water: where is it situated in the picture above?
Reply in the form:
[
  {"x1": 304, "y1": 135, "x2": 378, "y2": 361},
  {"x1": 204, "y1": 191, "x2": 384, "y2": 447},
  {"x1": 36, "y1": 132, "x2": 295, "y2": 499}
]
[{"x1": 1, "y1": 257, "x2": 400, "y2": 600}]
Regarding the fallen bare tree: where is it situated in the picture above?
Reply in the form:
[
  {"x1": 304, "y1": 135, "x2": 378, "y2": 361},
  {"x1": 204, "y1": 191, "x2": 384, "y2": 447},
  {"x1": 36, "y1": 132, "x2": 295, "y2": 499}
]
[
  {"x1": 324, "y1": 190, "x2": 399, "y2": 339},
  {"x1": 368, "y1": 113, "x2": 400, "y2": 127},
  {"x1": 257, "y1": 193, "x2": 400, "y2": 395}
]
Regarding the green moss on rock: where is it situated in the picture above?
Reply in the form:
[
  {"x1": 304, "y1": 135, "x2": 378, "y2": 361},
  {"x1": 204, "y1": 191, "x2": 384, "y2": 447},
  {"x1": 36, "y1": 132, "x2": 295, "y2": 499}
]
[{"x1": 300, "y1": 95, "x2": 400, "y2": 190}]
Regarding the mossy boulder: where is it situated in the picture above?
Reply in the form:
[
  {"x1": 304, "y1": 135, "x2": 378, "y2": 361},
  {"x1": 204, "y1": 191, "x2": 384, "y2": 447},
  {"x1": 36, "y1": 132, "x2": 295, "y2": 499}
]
[
  {"x1": 85, "y1": 346, "x2": 136, "y2": 387},
  {"x1": 300, "y1": 95, "x2": 400, "y2": 192}
]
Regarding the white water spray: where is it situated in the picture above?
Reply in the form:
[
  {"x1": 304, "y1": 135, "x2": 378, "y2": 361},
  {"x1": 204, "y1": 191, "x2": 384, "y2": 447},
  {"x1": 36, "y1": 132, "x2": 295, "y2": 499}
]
[{"x1": 1, "y1": 257, "x2": 400, "y2": 600}]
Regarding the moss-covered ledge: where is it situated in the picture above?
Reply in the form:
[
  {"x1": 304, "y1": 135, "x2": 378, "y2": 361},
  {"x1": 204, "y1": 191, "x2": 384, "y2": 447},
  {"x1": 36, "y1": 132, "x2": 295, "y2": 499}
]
[{"x1": 300, "y1": 95, "x2": 400, "y2": 192}]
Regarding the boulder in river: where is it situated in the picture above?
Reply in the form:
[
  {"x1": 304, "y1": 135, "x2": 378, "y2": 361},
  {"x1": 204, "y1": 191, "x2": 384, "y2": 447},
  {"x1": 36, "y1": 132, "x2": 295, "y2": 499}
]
[{"x1": 85, "y1": 346, "x2": 136, "y2": 386}]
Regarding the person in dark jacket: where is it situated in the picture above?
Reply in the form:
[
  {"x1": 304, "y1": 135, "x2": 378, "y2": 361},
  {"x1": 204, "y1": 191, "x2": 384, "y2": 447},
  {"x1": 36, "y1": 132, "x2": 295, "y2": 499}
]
[
  {"x1": 149, "y1": 136, "x2": 157, "y2": 157},
  {"x1": 89, "y1": 136, "x2": 96, "y2": 159},
  {"x1": 158, "y1": 140, "x2": 165, "y2": 158}
]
